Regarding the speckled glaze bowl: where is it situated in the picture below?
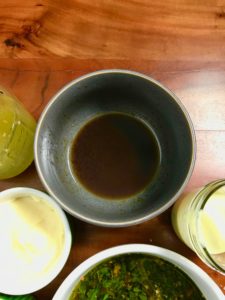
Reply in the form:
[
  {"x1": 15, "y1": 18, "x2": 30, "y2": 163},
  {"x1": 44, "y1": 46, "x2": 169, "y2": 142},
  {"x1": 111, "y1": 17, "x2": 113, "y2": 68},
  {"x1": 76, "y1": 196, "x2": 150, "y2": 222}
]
[
  {"x1": 53, "y1": 244, "x2": 224, "y2": 300},
  {"x1": 34, "y1": 70, "x2": 196, "y2": 227}
]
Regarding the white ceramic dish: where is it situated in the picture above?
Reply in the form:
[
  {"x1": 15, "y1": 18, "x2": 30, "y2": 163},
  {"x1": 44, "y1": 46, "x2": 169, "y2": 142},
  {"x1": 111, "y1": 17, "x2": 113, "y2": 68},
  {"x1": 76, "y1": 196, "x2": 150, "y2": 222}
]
[
  {"x1": 0, "y1": 187, "x2": 72, "y2": 295},
  {"x1": 53, "y1": 244, "x2": 224, "y2": 300}
]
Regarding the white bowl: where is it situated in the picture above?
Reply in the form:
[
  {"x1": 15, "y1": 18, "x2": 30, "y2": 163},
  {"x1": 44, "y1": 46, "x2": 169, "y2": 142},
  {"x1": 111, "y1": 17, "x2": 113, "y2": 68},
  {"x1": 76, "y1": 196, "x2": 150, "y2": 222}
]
[
  {"x1": 53, "y1": 244, "x2": 224, "y2": 300},
  {"x1": 0, "y1": 187, "x2": 72, "y2": 295}
]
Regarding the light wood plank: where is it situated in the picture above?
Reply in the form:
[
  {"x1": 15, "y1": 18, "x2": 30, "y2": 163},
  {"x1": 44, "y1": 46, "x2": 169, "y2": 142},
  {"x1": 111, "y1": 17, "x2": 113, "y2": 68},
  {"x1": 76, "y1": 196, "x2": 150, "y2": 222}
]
[{"x1": 0, "y1": 1, "x2": 225, "y2": 60}]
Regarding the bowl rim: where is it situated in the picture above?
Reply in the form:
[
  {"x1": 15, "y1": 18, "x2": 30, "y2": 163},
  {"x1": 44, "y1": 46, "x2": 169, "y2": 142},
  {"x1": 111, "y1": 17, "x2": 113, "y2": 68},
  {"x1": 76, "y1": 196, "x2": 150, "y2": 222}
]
[
  {"x1": 34, "y1": 69, "x2": 196, "y2": 227},
  {"x1": 0, "y1": 187, "x2": 72, "y2": 295},
  {"x1": 53, "y1": 243, "x2": 224, "y2": 300}
]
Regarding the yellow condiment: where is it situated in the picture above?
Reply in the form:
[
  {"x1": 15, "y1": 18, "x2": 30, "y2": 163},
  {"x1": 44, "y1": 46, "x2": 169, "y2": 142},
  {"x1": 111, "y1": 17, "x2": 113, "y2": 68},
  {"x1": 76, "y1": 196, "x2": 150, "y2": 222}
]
[
  {"x1": 171, "y1": 190, "x2": 198, "y2": 250},
  {"x1": 0, "y1": 194, "x2": 65, "y2": 286},
  {"x1": 198, "y1": 189, "x2": 225, "y2": 255},
  {"x1": 171, "y1": 180, "x2": 225, "y2": 274},
  {"x1": 0, "y1": 88, "x2": 36, "y2": 179}
]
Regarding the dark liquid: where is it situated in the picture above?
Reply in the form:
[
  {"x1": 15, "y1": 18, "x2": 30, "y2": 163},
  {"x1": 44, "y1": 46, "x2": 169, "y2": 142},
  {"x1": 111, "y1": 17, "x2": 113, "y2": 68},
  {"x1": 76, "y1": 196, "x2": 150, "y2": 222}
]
[{"x1": 70, "y1": 113, "x2": 160, "y2": 199}]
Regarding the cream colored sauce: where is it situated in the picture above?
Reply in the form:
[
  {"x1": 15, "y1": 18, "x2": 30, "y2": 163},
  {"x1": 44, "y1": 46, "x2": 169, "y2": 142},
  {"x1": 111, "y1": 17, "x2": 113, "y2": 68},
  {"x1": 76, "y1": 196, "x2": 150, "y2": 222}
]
[
  {"x1": 198, "y1": 188, "x2": 225, "y2": 257},
  {"x1": 0, "y1": 195, "x2": 65, "y2": 285}
]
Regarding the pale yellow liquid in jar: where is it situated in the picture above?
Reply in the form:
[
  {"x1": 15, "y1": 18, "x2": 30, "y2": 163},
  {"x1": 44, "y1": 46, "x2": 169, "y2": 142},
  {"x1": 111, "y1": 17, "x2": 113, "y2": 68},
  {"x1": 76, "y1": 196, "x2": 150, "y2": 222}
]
[
  {"x1": 0, "y1": 90, "x2": 36, "y2": 179},
  {"x1": 198, "y1": 187, "x2": 225, "y2": 268},
  {"x1": 171, "y1": 190, "x2": 200, "y2": 250},
  {"x1": 172, "y1": 185, "x2": 225, "y2": 270}
]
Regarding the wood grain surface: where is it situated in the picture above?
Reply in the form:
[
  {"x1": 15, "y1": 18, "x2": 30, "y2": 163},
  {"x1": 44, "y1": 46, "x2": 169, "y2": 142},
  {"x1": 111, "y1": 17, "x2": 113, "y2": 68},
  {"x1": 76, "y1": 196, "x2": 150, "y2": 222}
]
[{"x1": 0, "y1": 0, "x2": 225, "y2": 299}]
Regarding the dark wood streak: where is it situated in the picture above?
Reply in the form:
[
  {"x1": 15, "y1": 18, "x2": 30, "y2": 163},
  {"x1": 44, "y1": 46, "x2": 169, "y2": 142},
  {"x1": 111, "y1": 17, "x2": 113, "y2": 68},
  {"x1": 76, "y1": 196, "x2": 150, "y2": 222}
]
[
  {"x1": 33, "y1": 71, "x2": 50, "y2": 114},
  {"x1": 10, "y1": 69, "x2": 20, "y2": 88}
]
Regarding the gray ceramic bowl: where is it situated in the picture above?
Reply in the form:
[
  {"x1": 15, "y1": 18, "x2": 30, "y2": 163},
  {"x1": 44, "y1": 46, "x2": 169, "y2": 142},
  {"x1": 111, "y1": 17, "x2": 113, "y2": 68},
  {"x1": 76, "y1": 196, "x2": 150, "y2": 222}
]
[{"x1": 34, "y1": 70, "x2": 196, "y2": 227}]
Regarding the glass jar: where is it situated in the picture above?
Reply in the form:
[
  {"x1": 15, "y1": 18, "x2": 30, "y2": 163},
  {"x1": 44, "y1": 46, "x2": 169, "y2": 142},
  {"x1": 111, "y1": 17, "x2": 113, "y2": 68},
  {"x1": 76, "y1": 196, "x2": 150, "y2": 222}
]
[
  {"x1": 0, "y1": 86, "x2": 36, "y2": 179},
  {"x1": 172, "y1": 179, "x2": 225, "y2": 274}
]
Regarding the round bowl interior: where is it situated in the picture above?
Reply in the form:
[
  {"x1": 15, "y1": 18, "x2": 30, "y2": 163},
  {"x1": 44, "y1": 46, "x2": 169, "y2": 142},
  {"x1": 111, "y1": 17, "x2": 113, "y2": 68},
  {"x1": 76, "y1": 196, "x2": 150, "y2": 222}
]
[
  {"x1": 35, "y1": 70, "x2": 195, "y2": 226},
  {"x1": 53, "y1": 244, "x2": 223, "y2": 300},
  {"x1": 0, "y1": 187, "x2": 72, "y2": 295}
]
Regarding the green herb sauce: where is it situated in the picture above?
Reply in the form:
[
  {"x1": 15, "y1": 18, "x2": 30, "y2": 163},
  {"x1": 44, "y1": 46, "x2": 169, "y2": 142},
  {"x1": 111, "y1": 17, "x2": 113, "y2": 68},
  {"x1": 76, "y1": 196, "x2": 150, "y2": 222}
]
[{"x1": 69, "y1": 254, "x2": 206, "y2": 300}]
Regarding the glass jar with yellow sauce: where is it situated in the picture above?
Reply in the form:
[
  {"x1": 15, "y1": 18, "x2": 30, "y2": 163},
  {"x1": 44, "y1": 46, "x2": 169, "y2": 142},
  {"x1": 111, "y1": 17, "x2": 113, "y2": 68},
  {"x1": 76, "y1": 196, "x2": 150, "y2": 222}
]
[
  {"x1": 0, "y1": 86, "x2": 36, "y2": 179},
  {"x1": 172, "y1": 179, "x2": 225, "y2": 274}
]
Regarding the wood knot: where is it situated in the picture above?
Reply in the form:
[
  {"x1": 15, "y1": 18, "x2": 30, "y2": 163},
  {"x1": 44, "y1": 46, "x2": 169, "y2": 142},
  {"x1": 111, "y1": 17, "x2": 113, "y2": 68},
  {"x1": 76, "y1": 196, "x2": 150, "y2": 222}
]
[
  {"x1": 22, "y1": 22, "x2": 42, "y2": 39},
  {"x1": 4, "y1": 38, "x2": 24, "y2": 49},
  {"x1": 216, "y1": 10, "x2": 225, "y2": 19}
]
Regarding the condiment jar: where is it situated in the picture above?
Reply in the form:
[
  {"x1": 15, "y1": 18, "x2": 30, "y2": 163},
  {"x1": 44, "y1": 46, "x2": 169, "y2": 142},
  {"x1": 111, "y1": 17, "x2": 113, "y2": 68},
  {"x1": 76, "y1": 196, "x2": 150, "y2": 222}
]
[
  {"x1": 0, "y1": 86, "x2": 36, "y2": 179},
  {"x1": 172, "y1": 179, "x2": 225, "y2": 274}
]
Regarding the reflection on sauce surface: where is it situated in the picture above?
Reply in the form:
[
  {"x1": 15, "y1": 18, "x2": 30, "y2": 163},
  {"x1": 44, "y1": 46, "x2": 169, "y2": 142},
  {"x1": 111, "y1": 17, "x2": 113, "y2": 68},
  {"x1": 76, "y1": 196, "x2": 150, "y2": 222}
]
[{"x1": 70, "y1": 113, "x2": 160, "y2": 199}]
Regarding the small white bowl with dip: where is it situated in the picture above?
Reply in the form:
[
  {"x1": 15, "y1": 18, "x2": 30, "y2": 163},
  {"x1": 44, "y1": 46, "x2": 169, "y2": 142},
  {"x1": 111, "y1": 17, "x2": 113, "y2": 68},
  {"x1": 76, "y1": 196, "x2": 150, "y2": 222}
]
[
  {"x1": 53, "y1": 244, "x2": 224, "y2": 300},
  {"x1": 0, "y1": 187, "x2": 72, "y2": 295}
]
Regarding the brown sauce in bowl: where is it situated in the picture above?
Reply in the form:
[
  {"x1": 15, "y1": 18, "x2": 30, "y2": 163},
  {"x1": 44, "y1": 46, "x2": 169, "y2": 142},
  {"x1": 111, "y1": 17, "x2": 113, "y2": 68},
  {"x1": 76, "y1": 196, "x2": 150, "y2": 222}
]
[{"x1": 70, "y1": 113, "x2": 160, "y2": 199}]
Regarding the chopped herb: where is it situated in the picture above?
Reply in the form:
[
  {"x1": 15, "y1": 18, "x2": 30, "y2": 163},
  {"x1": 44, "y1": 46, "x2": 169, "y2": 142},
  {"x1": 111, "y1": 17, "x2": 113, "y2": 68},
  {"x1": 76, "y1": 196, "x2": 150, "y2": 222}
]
[{"x1": 69, "y1": 254, "x2": 206, "y2": 300}]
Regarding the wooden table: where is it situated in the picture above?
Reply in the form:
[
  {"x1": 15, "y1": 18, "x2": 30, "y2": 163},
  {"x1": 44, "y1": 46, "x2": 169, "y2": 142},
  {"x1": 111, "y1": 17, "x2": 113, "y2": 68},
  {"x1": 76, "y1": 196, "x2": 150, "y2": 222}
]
[{"x1": 1, "y1": 1, "x2": 225, "y2": 299}]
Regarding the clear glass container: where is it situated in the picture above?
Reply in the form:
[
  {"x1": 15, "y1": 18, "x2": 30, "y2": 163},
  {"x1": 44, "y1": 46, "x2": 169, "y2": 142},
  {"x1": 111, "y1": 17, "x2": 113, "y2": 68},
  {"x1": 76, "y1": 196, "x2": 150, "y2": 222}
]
[
  {"x1": 0, "y1": 86, "x2": 36, "y2": 179},
  {"x1": 172, "y1": 179, "x2": 225, "y2": 274}
]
